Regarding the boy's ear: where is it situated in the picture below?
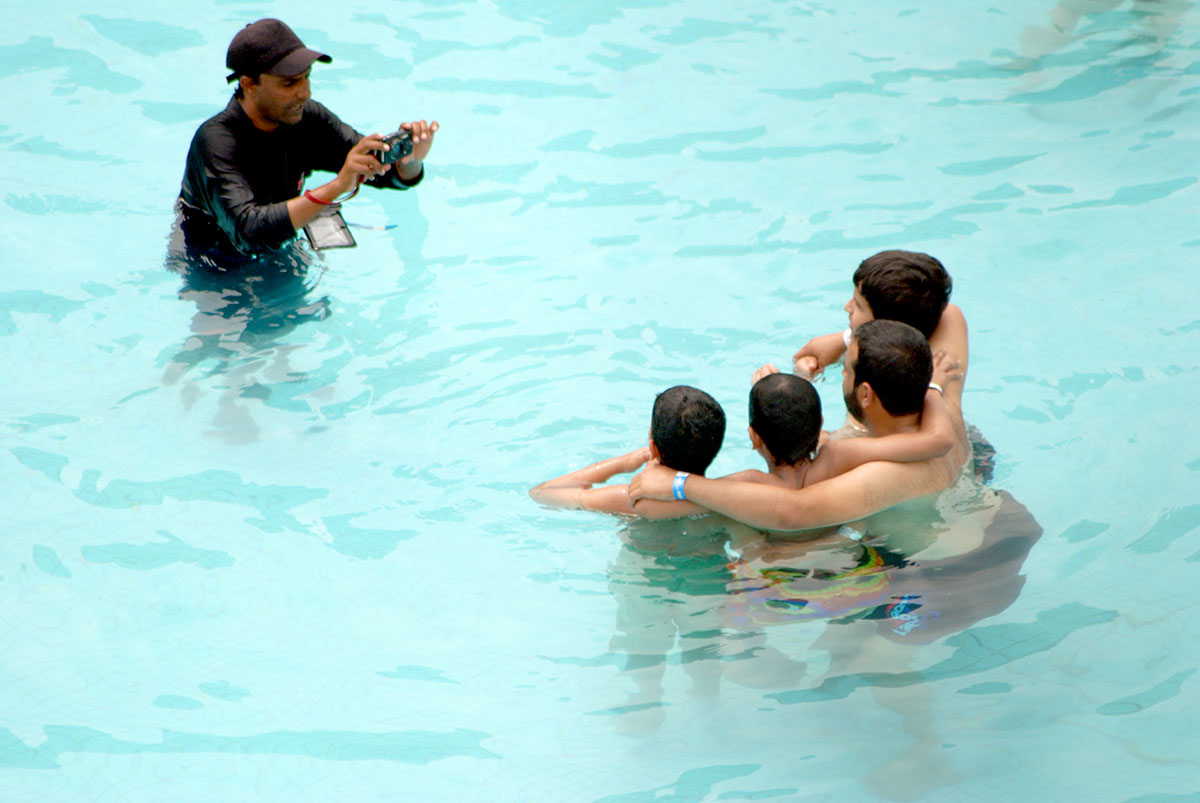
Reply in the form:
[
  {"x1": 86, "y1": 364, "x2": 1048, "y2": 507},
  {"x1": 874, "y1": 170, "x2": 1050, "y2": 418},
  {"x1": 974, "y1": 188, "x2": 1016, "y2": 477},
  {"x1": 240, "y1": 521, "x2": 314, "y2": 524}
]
[
  {"x1": 748, "y1": 426, "x2": 776, "y2": 463},
  {"x1": 747, "y1": 426, "x2": 763, "y2": 450},
  {"x1": 648, "y1": 437, "x2": 661, "y2": 461}
]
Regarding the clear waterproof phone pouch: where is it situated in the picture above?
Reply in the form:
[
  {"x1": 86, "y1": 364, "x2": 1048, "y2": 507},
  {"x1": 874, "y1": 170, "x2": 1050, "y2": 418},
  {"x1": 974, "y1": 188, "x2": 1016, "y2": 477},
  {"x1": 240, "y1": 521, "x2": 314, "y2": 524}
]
[{"x1": 304, "y1": 206, "x2": 356, "y2": 250}]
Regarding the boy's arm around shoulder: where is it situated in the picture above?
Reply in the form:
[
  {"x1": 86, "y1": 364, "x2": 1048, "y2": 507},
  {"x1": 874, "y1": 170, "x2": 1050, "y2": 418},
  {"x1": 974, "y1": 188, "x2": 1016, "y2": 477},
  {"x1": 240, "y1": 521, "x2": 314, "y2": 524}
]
[
  {"x1": 815, "y1": 348, "x2": 962, "y2": 478},
  {"x1": 529, "y1": 447, "x2": 649, "y2": 512},
  {"x1": 817, "y1": 389, "x2": 954, "y2": 477}
]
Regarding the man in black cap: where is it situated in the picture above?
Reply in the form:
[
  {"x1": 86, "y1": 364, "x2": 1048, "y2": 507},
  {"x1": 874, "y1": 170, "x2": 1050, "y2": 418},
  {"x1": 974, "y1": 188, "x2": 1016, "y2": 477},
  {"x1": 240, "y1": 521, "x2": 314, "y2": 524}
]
[{"x1": 178, "y1": 18, "x2": 438, "y2": 256}]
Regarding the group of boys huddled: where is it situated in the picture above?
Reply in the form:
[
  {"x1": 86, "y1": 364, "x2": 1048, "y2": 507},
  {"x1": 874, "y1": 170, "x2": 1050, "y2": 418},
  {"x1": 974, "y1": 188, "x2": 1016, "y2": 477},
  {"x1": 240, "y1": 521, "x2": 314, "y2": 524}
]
[{"x1": 531, "y1": 250, "x2": 971, "y2": 533}]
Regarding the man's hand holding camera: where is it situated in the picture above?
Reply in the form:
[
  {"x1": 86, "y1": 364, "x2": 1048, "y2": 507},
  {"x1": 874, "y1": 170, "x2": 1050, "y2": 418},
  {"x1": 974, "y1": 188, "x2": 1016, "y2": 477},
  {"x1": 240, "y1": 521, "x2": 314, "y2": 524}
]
[
  {"x1": 391, "y1": 119, "x2": 438, "y2": 182},
  {"x1": 337, "y1": 119, "x2": 437, "y2": 186},
  {"x1": 291, "y1": 118, "x2": 438, "y2": 229},
  {"x1": 335, "y1": 136, "x2": 394, "y2": 191},
  {"x1": 337, "y1": 119, "x2": 438, "y2": 193}
]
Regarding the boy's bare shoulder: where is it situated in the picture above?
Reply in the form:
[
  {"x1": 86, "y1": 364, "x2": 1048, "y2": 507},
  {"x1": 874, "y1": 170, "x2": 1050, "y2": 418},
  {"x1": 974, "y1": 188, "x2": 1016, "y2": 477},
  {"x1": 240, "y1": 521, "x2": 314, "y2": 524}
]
[{"x1": 721, "y1": 468, "x2": 782, "y2": 486}]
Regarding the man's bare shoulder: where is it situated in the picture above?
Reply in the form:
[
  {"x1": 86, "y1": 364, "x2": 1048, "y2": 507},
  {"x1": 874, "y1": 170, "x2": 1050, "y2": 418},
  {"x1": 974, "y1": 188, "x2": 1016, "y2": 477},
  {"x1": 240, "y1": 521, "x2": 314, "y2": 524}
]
[{"x1": 816, "y1": 450, "x2": 961, "y2": 508}]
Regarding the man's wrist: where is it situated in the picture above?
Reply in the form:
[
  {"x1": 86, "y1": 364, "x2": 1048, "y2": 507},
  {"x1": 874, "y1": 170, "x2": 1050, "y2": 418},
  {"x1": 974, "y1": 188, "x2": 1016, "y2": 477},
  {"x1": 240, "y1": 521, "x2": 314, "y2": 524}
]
[
  {"x1": 673, "y1": 472, "x2": 690, "y2": 501},
  {"x1": 396, "y1": 162, "x2": 424, "y2": 185},
  {"x1": 303, "y1": 189, "x2": 334, "y2": 206}
]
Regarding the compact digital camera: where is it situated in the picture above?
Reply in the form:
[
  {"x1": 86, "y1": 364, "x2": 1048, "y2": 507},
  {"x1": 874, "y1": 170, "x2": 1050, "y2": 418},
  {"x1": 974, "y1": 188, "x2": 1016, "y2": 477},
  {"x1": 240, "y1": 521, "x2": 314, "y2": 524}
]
[{"x1": 379, "y1": 129, "x2": 413, "y2": 164}]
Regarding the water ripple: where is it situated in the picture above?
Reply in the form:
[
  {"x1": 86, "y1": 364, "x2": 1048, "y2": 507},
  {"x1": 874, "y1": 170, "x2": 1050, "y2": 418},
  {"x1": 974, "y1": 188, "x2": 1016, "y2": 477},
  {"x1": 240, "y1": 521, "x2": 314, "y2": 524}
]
[
  {"x1": 416, "y1": 76, "x2": 610, "y2": 98},
  {"x1": 0, "y1": 37, "x2": 140, "y2": 92},
  {"x1": 0, "y1": 724, "x2": 499, "y2": 769},
  {"x1": 80, "y1": 531, "x2": 235, "y2": 571}
]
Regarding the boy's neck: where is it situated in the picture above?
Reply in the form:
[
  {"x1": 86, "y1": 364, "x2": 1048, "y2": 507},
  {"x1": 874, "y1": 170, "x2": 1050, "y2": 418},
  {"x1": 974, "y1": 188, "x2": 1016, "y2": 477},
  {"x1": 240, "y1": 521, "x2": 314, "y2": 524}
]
[{"x1": 768, "y1": 460, "x2": 810, "y2": 488}]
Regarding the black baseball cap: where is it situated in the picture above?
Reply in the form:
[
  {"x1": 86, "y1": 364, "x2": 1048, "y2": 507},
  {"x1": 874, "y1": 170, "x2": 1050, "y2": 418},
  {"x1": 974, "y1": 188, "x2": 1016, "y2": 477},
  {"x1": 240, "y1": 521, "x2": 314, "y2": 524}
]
[{"x1": 225, "y1": 19, "x2": 331, "y2": 83}]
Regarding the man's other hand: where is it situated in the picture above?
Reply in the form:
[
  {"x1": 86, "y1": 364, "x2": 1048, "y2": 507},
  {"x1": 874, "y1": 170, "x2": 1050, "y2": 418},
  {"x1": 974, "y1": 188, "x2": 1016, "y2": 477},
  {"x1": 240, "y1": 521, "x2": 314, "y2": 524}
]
[{"x1": 398, "y1": 119, "x2": 439, "y2": 165}]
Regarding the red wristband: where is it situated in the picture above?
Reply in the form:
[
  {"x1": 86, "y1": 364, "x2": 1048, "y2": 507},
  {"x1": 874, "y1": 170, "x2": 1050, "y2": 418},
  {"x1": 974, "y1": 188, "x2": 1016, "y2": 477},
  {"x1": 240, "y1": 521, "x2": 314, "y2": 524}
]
[{"x1": 304, "y1": 189, "x2": 334, "y2": 206}]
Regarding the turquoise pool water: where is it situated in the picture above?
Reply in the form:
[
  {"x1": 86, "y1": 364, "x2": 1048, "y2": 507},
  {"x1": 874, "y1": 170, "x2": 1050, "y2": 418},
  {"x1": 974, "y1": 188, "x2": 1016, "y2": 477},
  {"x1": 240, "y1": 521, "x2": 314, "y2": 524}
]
[{"x1": 3, "y1": 1, "x2": 1199, "y2": 800}]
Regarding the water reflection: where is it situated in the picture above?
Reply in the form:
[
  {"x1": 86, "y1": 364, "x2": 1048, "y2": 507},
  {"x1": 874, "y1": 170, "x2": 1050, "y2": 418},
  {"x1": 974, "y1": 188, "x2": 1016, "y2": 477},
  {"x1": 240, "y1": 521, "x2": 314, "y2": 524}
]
[
  {"x1": 1019, "y1": 0, "x2": 1191, "y2": 63},
  {"x1": 162, "y1": 221, "x2": 330, "y2": 443},
  {"x1": 744, "y1": 488, "x2": 1042, "y2": 800},
  {"x1": 605, "y1": 517, "x2": 808, "y2": 735},
  {"x1": 604, "y1": 477, "x2": 1043, "y2": 799}
]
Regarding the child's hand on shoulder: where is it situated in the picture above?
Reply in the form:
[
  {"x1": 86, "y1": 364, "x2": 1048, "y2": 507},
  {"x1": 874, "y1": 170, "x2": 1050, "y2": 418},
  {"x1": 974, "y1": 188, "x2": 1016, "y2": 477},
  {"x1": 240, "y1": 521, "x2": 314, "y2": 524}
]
[
  {"x1": 618, "y1": 446, "x2": 652, "y2": 474},
  {"x1": 752, "y1": 363, "x2": 782, "y2": 384}
]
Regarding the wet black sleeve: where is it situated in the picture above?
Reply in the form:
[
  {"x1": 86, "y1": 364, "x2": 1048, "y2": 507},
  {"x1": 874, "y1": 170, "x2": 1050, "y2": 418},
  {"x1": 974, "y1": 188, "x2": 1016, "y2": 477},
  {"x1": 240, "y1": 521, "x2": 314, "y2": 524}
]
[{"x1": 185, "y1": 123, "x2": 296, "y2": 253}]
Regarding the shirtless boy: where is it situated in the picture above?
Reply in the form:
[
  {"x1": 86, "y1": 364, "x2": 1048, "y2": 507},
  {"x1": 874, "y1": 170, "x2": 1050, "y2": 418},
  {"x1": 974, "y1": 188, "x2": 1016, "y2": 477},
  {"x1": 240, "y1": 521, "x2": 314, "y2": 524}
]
[
  {"x1": 725, "y1": 367, "x2": 955, "y2": 492},
  {"x1": 529, "y1": 385, "x2": 726, "y2": 519}
]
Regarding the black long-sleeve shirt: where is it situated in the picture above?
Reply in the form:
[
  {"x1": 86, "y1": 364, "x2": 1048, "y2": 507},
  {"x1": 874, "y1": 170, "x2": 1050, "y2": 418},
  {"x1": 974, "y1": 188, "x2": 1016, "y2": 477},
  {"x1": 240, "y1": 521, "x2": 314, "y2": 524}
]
[{"x1": 178, "y1": 96, "x2": 420, "y2": 254}]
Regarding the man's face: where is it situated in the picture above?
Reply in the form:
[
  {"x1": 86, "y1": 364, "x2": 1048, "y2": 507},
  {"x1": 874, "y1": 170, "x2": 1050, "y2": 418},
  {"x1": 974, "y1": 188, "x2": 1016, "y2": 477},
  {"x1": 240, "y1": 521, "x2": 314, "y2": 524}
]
[
  {"x1": 842, "y1": 340, "x2": 866, "y2": 421},
  {"x1": 245, "y1": 69, "x2": 311, "y2": 126},
  {"x1": 844, "y1": 285, "x2": 874, "y2": 331}
]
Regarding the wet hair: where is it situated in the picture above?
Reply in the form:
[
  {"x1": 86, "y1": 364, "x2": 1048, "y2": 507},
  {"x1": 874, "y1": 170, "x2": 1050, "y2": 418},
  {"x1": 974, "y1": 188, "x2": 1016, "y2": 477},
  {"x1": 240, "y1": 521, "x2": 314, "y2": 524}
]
[
  {"x1": 749, "y1": 374, "x2": 822, "y2": 466},
  {"x1": 851, "y1": 320, "x2": 933, "y2": 417},
  {"x1": 651, "y1": 386, "x2": 726, "y2": 475},
  {"x1": 853, "y1": 250, "x2": 952, "y2": 339}
]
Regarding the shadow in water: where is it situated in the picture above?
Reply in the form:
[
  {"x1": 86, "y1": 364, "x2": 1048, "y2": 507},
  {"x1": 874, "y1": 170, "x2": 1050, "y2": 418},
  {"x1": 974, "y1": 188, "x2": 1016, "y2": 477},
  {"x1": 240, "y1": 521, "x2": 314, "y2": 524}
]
[{"x1": 162, "y1": 220, "x2": 331, "y2": 443}]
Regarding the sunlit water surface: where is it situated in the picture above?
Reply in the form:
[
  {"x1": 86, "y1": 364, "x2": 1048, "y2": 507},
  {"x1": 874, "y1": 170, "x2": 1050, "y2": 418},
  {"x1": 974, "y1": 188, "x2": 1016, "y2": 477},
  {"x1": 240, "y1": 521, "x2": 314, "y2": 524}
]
[{"x1": 2, "y1": 1, "x2": 1199, "y2": 801}]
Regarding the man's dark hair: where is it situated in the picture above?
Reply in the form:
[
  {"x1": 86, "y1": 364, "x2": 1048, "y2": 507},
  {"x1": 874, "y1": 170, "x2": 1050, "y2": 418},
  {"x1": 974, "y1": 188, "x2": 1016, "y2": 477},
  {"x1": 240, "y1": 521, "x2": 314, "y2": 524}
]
[
  {"x1": 852, "y1": 250, "x2": 952, "y2": 338},
  {"x1": 852, "y1": 320, "x2": 932, "y2": 417},
  {"x1": 749, "y1": 374, "x2": 822, "y2": 466},
  {"x1": 651, "y1": 386, "x2": 726, "y2": 475}
]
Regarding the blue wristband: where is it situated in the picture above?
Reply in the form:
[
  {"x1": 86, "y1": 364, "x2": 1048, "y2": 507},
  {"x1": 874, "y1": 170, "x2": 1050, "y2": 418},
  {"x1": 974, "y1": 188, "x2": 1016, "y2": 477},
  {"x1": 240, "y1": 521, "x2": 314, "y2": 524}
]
[{"x1": 672, "y1": 472, "x2": 690, "y2": 501}]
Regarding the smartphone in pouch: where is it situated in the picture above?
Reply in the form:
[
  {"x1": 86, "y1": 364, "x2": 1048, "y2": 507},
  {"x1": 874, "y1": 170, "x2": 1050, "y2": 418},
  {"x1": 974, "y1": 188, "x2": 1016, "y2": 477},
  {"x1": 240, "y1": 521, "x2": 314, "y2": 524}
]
[{"x1": 304, "y1": 206, "x2": 356, "y2": 250}]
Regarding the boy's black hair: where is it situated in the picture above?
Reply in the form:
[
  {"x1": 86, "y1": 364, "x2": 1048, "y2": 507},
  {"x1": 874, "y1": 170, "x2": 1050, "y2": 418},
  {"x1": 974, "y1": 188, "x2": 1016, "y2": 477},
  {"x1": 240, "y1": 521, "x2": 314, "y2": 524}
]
[
  {"x1": 851, "y1": 320, "x2": 933, "y2": 417},
  {"x1": 651, "y1": 386, "x2": 726, "y2": 475},
  {"x1": 853, "y1": 250, "x2": 952, "y2": 339},
  {"x1": 749, "y1": 374, "x2": 822, "y2": 466}
]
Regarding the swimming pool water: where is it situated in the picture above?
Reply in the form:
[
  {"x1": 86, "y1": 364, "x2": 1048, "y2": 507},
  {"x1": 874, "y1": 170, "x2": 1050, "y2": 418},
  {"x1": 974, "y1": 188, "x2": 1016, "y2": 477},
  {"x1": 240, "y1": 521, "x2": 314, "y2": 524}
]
[{"x1": 2, "y1": 1, "x2": 1199, "y2": 800}]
